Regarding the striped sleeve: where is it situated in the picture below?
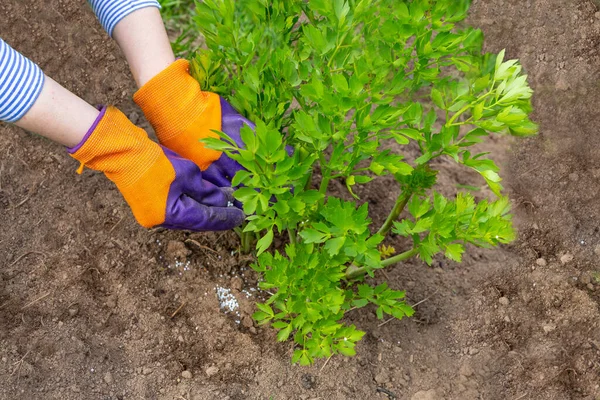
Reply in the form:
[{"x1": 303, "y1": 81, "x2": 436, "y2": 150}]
[
  {"x1": 88, "y1": 0, "x2": 162, "y2": 37},
  {"x1": 0, "y1": 39, "x2": 45, "y2": 123}
]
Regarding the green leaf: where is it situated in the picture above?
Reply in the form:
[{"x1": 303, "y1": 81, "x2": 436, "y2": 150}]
[
  {"x1": 325, "y1": 237, "x2": 346, "y2": 256},
  {"x1": 431, "y1": 88, "x2": 445, "y2": 109},
  {"x1": 398, "y1": 128, "x2": 425, "y2": 142},
  {"x1": 256, "y1": 229, "x2": 274, "y2": 256},
  {"x1": 299, "y1": 228, "x2": 329, "y2": 244},
  {"x1": 332, "y1": 74, "x2": 349, "y2": 93},
  {"x1": 277, "y1": 323, "x2": 293, "y2": 342},
  {"x1": 352, "y1": 298, "x2": 369, "y2": 308},
  {"x1": 445, "y1": 243, "x2": 464, "y2": 262}
]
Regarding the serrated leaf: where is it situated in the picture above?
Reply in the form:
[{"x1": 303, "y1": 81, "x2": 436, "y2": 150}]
[
  {"x1": 276, "y1": 323, "x2": 293, "y2": 342},
  {"x1": 325, "y1": 237, "x2": 346, "y2": 256},
  {"x1": 445, "y1": 243, "x2": 464, "y2": 262}
]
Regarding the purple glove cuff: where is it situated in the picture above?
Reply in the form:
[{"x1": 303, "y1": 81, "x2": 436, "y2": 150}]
[{"x1": 67, "y1": 106, "x2": 107, "y2": 154}]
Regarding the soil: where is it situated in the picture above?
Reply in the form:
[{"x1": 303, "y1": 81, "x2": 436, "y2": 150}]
[{"x1": 1, "y1": 1, "x2": 600, "y2": 399}]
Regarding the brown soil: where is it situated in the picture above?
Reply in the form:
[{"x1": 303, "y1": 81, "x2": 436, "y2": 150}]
[{"x1": 1, "y1": 1, "x2": 600, "y2": 399}]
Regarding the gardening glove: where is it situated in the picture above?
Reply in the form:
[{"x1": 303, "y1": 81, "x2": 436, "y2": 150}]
[
  {"x1": 68, "y1": 106, "x2": 245, "y2": 231},
  {"x1": 133, "y1": 59, "x2": 250, "y2": 188}
]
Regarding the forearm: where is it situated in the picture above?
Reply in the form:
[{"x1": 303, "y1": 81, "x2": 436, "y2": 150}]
[
  {"x1": 88, "y1": 0, "x2": 173, "y2": 87},
  {"x1": 0, "y1": 39, "x2": 98, "y2": 147},
  {"x1": 15, "y1": 76, "x2": 100, "y2": 147}
]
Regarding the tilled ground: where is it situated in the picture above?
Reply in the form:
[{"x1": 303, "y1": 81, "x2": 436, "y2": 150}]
[{"x1": 1, "y1": 1, "x2": 600, "y2": 399}]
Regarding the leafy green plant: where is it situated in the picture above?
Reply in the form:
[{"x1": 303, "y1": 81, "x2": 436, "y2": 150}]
[{"x1": 191, "y1": 0, "x2": 537, "y2": 365}]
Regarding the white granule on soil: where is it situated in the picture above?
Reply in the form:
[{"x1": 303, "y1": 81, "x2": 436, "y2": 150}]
[{"x1": 215, "y1": 286, "x2": 239, "y2": 314}]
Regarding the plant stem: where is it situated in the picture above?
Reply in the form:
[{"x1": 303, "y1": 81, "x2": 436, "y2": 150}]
[
  {"x1": 319, "y1": 176, "x2": 331, "y2": 195},
  {"x1": 380, "y1": 248, "x2": 419, "y2": 267},
  {"x1": 304, "y1": 169, "x2": 314, "y2": 191},
  {"x1": 288, "y1": 228, "x2": 297, "y2": 246},
  {"x1": 318, "y1": 153, "x2": 331, "y2": 195},
  {"x1": 345, "y1": 248, "x2": 419, "y2": 280},
  {"x1": 377, "y1": 189, "x2": 413, "y2": 236},
  {"x1": 241, "y1": 231, "x2": 252, "y2": 254}
]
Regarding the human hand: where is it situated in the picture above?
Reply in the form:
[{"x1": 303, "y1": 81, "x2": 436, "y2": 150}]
[
  {"x1": 133, "y1": 60, "x2": 250, "y2": 188},
  {"x1": 69, "y1": 106, "x2": 245, "y2": 231}
]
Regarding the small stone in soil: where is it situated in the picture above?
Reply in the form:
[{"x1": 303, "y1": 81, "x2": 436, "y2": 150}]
[
  {"x1": 536, "y1": 258, "x2": 547, "y2": 267},
  {"x1": 411, "y1": 389, "x2": 439, "y2": 400},
  {"x1": 498, "y1": 297, "x2": 510, "y2": 306},
  {"x1": 543, "y1": 324, "x2": 556, "y2": 333},
  {"x1": 205, "y1": 366, "x2": 219, "y2": 377},
  {"x1": 142, "y1": 367, "x2": 153, "y2": 375},
  {"x1": 181, "y1": 370, "x2": 193, "y2": 379},
  {"x1": 560, "y1": 253, "x2": 574, "y2": 264}
]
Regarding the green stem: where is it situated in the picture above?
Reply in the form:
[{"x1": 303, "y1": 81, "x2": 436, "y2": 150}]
[
  {"x1": 381, "y1": 248, "x2": 419, "y2": 267},
  {"x1": 318, "y1": 153, "x2": 331, "y2": 195},
  {"x1": 241, "y1": 231, "x2": 252, "y2": 254},
  {"x1": 446, "y1": 103, "x2": 471, "y2": 126},
  {"x1": 446, "y1": 91, "x2": 496, "y2": 127},
  {"x1": 288, "y1": 228, "x2": 297, "y2": 246},
  {"x1": 304, "y1": 169, "x2": 314, "y2": 191},
  {"x1": 377, "y1": 189, "x2": 413, "y2": 236},
  {"x1": 345, "y1": 248, "x2": 419, "y2": 280},
  {"x1": 319, "y1": 176, "x2": 331, "y2": 195}
]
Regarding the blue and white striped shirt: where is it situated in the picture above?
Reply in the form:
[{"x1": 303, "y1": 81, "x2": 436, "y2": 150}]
[
  {"x1": 0, "y1": 0, "x2": 160, "y2": 123},
  {"x1": 89, "y1": 0, "x2": 161, "y2": 38},
  {"x1": 0, "y1": 39, "x2": 45, "y2": 123}
]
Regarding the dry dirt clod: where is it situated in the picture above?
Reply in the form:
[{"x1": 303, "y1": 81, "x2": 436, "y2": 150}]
[
  {"x1": 536, "y1": 258, "x2": 547, "y2": 267},
  {"x1": 103, "y1": 372, "x2": 114, "y2": 385},
  {"x1": 181, "y1": 370, "x2": 193, "y2": 379},
  {"x1": 165, "y1": 240, "x2": 191, "y2": 260},
  {"x1": 374, "y1": 371, "x2": 389, "y2": 384},
  {"x1": 411, "y1": 389, "x2": 439, "y2": 400},
  {"x1": 241, "y1": 315, "x2": 254, "y2": 328},
  {"x1": 205, "y1": 366, "x2": 219, "y2": 377},
  {"x1": 560, "y1": 253, "x2": 574, "y2": 264},
  {"x1": 231, "y1": 276, "x2": 243, "y2": 291},
  {"x1": 498, "y1": 297, "x2": 510, "y2": 306},
  {"x1": 580, "y1": 272, "x2": 592, "y2": 285},
  {"x1": 459, "y1": 364, "x2": 474, "y2": 377},
  {"x1": 543, "y1": 324, "x2": 556, "y2": 333}
]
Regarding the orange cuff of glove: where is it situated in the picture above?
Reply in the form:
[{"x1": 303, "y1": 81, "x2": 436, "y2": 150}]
[
  {"x1": 70, "y1": 106, "x2": 175, "y2": 228},
  {"x1": 133, "y1": 59, "x2": 222, "y2": 170}
]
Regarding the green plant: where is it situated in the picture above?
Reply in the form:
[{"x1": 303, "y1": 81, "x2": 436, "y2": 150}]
[{"x1": 192, "y1": 0, "x2": 537, "y2": 365}]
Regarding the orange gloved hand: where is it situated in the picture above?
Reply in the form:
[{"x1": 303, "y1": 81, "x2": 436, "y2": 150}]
[
  {"x1": 134, "y1": 59, "x2": 253, "y2": 188},
  {"x1": 68, "y1": 106, "x2": 244, "y2": 231}
]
